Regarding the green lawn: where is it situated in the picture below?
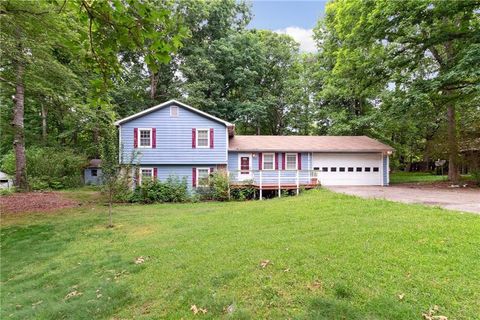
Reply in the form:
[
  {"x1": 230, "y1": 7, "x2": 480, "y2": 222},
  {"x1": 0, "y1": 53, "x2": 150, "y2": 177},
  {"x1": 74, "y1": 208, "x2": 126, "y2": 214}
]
[
  {"x1": 390, "y1": 172, "x2": 448, "y2": 184},
  {"x1": 1, "y1": 190, "x2": 479, "y2": 319}
]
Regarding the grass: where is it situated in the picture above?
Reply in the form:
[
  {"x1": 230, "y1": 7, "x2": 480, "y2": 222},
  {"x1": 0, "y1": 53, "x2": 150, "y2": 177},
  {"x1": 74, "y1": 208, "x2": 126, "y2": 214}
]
[
  {"x1": 390, "y1": 172, "x2": 448, "y2": 184},
  {"x1": 1, "y1": 190, "x2": 479, "y2": 319}
]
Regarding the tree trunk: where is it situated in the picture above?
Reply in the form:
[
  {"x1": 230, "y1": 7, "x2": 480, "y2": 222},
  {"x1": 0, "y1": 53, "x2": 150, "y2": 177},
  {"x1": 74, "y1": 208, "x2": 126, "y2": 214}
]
[
  {"x1": 12, "y1": 60, "x2": 28, "y2": 191},
  {"x1": 108, "y1": 190, "x2": 113, "y2": 228},
  {"x1": 150, "y1": 71, "x2": 158, "y2": 100},
  {"x1": 41, "y1": 104, "x2": 47, "y2": 142},
  {"x1": 447, "y1": 103, "x2": 460, "y2": 184}
]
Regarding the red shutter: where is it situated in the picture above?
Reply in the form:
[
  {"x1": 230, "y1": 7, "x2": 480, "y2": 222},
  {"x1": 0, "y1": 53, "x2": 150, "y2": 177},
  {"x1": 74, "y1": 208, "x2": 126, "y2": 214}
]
[
  {"x1": 282, "y1": 153, "x2": 286, "y2": 170},
  {"x1": 297, "y1": 153, "x2": 302, "y2": 170},
  {"x1": 275, "y1": 152, "x2": 279, "y2": 170},
  {"x1": 192, "y1": 128, "x2": 196, "y2": 148},
  {"x1": 258, "y1": 152, "x2": 262, "y2": 170},
  {"x1": 134, "y1": 128, "x2": 138, "y2": 148},
  {"x1": 210, "y1": 128, "x2": 214, "y2": 148},
  {"x1": 152, "y1": 128, "x2": 156, "y2": 148},
  {"x1": 153, "y1": 168, "x2": 157, "y2": 180},
  {"x1": 192, "y1": 167, "x2": 196, "y2": 187}
]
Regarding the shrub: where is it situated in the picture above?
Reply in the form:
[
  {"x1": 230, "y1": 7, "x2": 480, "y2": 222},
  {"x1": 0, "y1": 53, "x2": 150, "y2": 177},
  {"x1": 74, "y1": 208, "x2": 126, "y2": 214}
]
[
  {"x1": 471, "y1": 169, "x2": 480, "y2": 186},
  {"x1": 208, "y1": 171, "x2": 230, "y2": 201},
  {"x1": 195, "y1": 171, "x2": 232, "y2": 201},
  {"x1": 230, "y1": 181, "x2": 256, "y2": 201},
  {"x1": 1, "y1": 147, "x2": 86, "y2": 190},
  {"x1": 130, "y1": 175, "x2": 189, "y2": 203}
]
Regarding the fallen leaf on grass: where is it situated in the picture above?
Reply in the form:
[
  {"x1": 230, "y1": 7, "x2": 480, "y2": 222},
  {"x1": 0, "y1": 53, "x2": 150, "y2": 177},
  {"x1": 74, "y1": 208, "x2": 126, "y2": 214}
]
[
  {"x1": 190, "y1": 304, "x2": 207, "y2": 315},
  {"x1": 422, "y1": 305, "x2": 447, "y2": 320},
  {"x1": 284, "y1": 268, "x2": 290, "y2": 272},
  {"x1": 398, "y1": 293, "x2": 405, "y2": 300},
  {"x1": 31, "y1": 300, "x2": 43, "y2": 308},
  {"x1": 64, "y1": 290, "x2": 83, "y2": 300},
  {"x1": 224, "y1": 304, "x2": 235, "y2": 314},
  {"x1": 134, "y1": 256, "x2": 146, "y2": 264},
  {"x1": 260, "y1": 260, "x2": 271, "y2": 268},
  {"x1": 307, "y1": 280, "x2": 323, "y2": 291}
]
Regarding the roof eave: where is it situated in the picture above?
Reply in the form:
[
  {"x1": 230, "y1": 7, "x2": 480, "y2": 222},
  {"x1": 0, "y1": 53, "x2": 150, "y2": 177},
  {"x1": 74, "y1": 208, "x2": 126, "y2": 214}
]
[
  {"x1": 228, "y1": 148, "x2": 394, "y2": 153},
  {"x1": 114, "y1": 99, "x2": 234, "y2": 127}
]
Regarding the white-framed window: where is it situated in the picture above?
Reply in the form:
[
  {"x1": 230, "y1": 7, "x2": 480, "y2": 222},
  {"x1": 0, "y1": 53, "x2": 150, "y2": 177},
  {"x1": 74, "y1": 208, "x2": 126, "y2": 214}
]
[
  {"x1": 138, "y1": 128, "x2": 152, "y2": 148},
  {"x1": 262, "y1": 153, "x2": 275, "y2": 170},
  {"x1": 170, "y1": 106, "x2": 179, "y2": 117},
  {"x1": 197, "y1": 168, "x2": 210, "y2": 187},
  {"x1": 196, "y1": 129, "x2": 210, "y2": 148},
  {"x1": 139, "y1": 168, "x2": 153, "y2": 185},
  {"x1": 285, "y1": 153, "x2": 297, "y2": 170}
]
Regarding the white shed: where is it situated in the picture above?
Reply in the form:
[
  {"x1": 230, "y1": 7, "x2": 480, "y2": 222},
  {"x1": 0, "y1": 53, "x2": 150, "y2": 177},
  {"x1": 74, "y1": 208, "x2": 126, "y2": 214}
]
[{"x1": 0, "y1": 171, "x2": 13, "y2": 189}]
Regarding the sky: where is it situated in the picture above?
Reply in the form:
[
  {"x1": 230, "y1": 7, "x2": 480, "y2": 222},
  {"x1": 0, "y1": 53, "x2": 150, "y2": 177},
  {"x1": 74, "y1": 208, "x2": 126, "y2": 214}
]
[{"x1": 248, "y1": 1, "x2": 327, "y2": 53}]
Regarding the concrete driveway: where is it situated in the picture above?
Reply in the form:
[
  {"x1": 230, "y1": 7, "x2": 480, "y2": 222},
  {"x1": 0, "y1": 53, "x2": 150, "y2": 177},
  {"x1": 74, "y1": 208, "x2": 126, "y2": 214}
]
[{"x1": 326, "y1": 185, "x2": 480, "y2": 214}]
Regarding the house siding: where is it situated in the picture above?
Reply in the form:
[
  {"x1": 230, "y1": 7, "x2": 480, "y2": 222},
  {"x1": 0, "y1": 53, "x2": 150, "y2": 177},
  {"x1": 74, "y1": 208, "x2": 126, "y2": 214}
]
[
  {"x1": 120, "y1": 103, "x2": 228, "y2": 165},
  {"x1": 137, "y1": 165, "x2": 218, "y2": 190},
  {"x1": 227, "y1": 151, "x2": 312, "y2": 184}
]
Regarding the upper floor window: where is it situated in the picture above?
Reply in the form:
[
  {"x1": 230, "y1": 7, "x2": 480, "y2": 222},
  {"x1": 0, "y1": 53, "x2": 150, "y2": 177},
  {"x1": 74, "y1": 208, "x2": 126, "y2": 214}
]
[
  {"x1": 196, "y1": 129, "x2": 210, "y2": 148},
  {"x1": 263, "y1": 153, "x2": 275, "y2": 170},
  {"x1": 139, "y1": 129, "x2": 152, "y2": 148},
  {"x1": 286, "y1": 153, "x2": 297, "y2": 170},
  {"x1": 170, "y1": 106, "x2": 179, "y2": 117}
]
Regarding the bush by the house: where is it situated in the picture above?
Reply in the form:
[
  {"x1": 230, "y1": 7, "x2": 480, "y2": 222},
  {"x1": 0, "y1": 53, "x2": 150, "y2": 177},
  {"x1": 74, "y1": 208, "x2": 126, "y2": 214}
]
[
  {"x1": 209, "y1": 171, "x2": 230, "y2": 201},
  {"x1": 130, "y1": 175, "x2": 189, "y2": 203},
  {"x1": 471, "y1": 169, "x2": 480, "y2": 186},
  {"x1": 230, "y1": 181, "x2": 256, "y2": 201},
  {"x1": 193, "y1": 171, "x2": 231, "y2": 201},
  {"x1": 1, "y1": 147, "x2": 86, "y2": 190}
]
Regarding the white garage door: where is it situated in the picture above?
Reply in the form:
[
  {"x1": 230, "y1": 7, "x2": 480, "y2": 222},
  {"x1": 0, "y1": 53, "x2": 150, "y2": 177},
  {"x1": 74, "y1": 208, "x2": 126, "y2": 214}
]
[{"x1": 312, "y1": 153, "x2": 383, "y2": 186}]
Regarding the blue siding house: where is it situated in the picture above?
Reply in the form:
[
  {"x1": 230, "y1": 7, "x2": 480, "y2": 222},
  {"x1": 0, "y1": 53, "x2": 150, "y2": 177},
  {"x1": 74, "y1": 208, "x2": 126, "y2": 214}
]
[{"x1": 116, "y1": 100, "x2": 393, "y2": 194}]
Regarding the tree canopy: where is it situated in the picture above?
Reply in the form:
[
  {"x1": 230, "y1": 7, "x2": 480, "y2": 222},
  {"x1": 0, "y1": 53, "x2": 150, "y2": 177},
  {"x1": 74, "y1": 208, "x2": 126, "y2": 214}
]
[{"x1": 1, "y1": 0, "x2": 479, "y2": 189}]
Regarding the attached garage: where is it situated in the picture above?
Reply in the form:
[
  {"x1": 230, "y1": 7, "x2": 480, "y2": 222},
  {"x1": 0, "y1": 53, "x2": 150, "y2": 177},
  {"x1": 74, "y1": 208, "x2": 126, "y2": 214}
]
[
  {"x1": 312, "y1": 153, "x2": 385, "y2": 186},
  {"x1": 229, "y1": 135, "x2": 393, "y2": 187}
]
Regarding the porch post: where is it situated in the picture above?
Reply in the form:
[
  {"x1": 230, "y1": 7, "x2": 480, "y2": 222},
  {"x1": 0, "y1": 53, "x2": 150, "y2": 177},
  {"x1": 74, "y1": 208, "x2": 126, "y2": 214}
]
[
  {"x1": 259, "y1": 170, "x2": 263, "y2": 200},
  {"x1": 296, "y1": 170, "x2": 299, "y2": 195},
  {"x1": 278, "y1": 170, "x2": 281, "y2": 197}
]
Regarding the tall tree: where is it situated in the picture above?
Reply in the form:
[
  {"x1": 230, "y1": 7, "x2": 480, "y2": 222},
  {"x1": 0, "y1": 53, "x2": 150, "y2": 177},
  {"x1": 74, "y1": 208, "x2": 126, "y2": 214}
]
[
  {"x1": 317, "y1": 0, "x2": 480, "y2": 182},
  {"x1": 0, "y1": 0, "x2": 188, "y2": 190}
]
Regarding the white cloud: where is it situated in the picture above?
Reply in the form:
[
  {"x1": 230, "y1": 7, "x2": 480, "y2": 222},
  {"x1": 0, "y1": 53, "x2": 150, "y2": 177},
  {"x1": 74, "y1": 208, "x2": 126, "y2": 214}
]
[{"x1": 274, "y1": 27, "x2": 317, "y2": 53}]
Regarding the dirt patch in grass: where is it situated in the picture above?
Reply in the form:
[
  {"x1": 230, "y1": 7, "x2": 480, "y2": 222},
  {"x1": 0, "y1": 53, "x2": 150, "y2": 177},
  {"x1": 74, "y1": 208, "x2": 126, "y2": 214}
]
[{"x1": 0, "y1": 192, "x2": 79, "y2": 214}]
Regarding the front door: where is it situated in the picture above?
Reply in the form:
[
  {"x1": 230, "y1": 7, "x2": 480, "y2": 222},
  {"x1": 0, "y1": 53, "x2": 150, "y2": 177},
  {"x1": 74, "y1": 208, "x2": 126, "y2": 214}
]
[{"x1": 238, "y1": 154, "x2": 252, "y2": 180}]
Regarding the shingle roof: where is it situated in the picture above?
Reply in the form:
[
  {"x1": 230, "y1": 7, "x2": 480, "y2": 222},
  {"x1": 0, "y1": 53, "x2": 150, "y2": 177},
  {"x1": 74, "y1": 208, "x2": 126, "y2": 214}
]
[
  {"x1": 88, "y1": 159, "x2": 102, "y2": 168},
  {"x1": 229, "y1": 135, "x2": 393, "y2": 152}
]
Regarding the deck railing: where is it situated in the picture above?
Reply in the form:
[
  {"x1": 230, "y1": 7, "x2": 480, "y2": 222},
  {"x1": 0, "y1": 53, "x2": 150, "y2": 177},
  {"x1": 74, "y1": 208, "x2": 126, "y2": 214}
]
[{"x1": 227, "y1": 169, "x2": 319, "y2": 199}]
